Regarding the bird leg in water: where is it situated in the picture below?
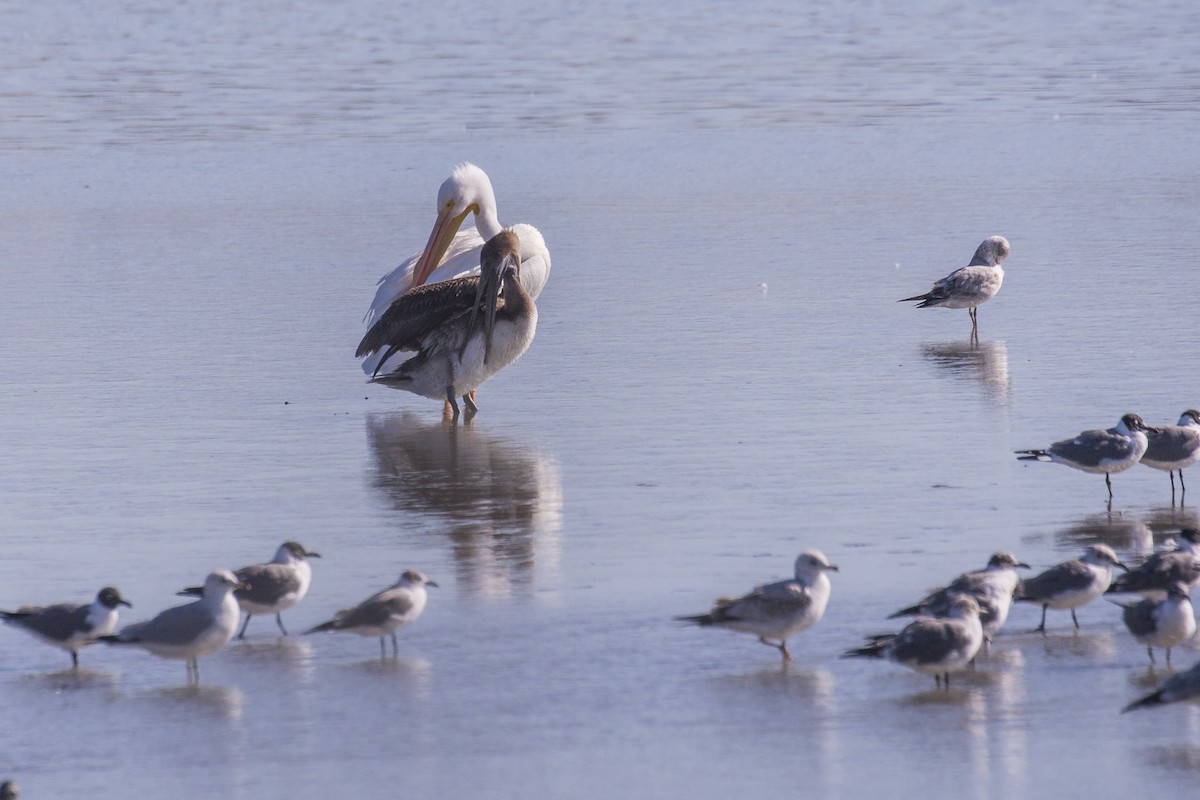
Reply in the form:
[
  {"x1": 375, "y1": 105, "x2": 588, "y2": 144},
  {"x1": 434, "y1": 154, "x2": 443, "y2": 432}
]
[
  {"x1": 463, "y1": 393, "x2": 479, "y2": 413},
  {"x1": 237, "y1": 614, "x2": 252, "y2": 639},
  {"x1": 275, "y1": 612, "x2": 288, "y2": 636},
  {"x1": 758, "y1": 636, "x2": 792, "y2": 662},
  {"x1": 444, "y1": 388, "x2": 460, "y2": 416}
]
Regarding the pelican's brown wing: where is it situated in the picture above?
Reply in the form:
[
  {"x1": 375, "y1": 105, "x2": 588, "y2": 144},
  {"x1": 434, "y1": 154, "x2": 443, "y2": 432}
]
[{"x1": 356, "y1": 275, "x2": 482, "y2": 370}]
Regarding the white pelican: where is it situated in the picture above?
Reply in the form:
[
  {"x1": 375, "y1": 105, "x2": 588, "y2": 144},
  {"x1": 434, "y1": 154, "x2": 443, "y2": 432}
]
[
  {"x1": 362, "y1": 162, "x2": 550, "y2": 377},
  {"x1": 357, "y1": 230, "x2": 538, "y2": 416},
  {"x1": 1015, "y1": 413, "x2": 1156, "y2": 501},
  {"x1": 900, "y1": 235, "x2": 1011, "y2": 337}
]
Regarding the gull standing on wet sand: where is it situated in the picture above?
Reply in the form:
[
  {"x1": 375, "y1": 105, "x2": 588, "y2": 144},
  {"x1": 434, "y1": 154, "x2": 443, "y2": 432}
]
[
  {"x1": 358, "y1": 230, "x2": 538, "y2": 416},
  {"x1": 1016, "y1": 544, "x2": 1127, "y2": 633},
  {"x1": 1124, "y1": 658, "x2": 1200, "y2": 712},
  {"x1": 899, "y1": 235, "x2": 1011, "y2": 336},
  {"x1": 1, "y1": 587, "x2": 132, "y2": 668},
  {"x1": 176, "y1": 541, "x2": 320, "y2": 638},
  {"x1": 1015, "y1": 413, "x2": 1156, "y2": 501},
  {"x1": 676, "y1": 550, "x2": 838, "y2": 664},
  {"x1": 1107, "y1": 528, "x2": 1200, "y2": 598},
  {"x1": 1141, "y1": 410, "x2": 1200, "y2": 500},
  {"x1": 844, "y1": 595, "x2": 985, "y2": 688},
  {"x1": 888, "y1": 552, "x2": 1028, "y2": 645},
  {"x1": 100, "y1": 570, "x2": 246, "y2": 682},
  {"x1": 305, "y1": 570, "x2": 437, "y2": 657},
  {"x1": 1111, "y1": 583, "x2": 1196, "y2": 665}
]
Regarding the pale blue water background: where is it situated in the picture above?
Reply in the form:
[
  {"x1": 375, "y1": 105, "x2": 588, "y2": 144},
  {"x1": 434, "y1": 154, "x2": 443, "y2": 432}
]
[{"x1": 3, "y1": 1, "x2": 1200, "y2": 797}]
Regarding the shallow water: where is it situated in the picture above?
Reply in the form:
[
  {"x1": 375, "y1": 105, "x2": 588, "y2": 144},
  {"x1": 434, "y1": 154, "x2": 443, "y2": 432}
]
[{"x1": 4, "y1": 1, "x2": 1200, "y2": 798}]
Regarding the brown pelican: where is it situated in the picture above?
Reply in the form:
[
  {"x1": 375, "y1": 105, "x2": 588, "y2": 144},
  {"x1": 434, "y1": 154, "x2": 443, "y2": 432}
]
[
  {"x1": 362, "y1": 163, "x2": 550, "y2": 378},
  {"x1": 900, "y1": 235, "x2": 1011, "y2": 337},
  {"x1": 357, "y1": 229, "x2": 537, "y2": 415}
]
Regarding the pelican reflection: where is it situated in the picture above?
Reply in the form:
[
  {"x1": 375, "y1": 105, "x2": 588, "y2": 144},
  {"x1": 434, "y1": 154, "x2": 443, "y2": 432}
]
[
  {"x1": 366, "y1": 411, "x2": 563, "y2": 598},
  {"x1": 921, "y1": 339, "x2": 1010, "y2": 403}
]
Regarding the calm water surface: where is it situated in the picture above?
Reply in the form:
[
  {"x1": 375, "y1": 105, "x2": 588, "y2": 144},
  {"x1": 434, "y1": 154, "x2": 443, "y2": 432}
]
[{"x1": 3, "y1": 1, "x2": 1200, "y2": 798}]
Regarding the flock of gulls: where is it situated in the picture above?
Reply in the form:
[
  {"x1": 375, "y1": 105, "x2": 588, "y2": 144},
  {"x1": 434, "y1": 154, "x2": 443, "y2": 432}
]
[
  {"x1": 3, "y1": 162, "x2": 1199, "y2": 781},
  {"x1": 679, "y1": 537, "x2": 1200, "y2": 711},
  {"x1": 1, "y1": 542, "x2": 436, "y2": 680}
]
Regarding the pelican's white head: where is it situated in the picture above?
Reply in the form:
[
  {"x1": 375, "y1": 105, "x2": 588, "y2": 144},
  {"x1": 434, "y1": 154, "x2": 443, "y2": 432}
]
[{"x1": 411, "y1": 163, "x2": 500, "y2": 289}]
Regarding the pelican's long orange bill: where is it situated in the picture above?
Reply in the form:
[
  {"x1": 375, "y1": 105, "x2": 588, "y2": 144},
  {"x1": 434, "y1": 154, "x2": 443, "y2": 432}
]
[{"x1": 410, "y1": 206, "x2": 474, "y2": 290}]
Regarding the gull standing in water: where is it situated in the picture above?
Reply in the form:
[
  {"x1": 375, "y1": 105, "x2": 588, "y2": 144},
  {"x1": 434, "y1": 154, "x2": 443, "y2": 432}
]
[
  {"x1": 305, "y1": 570, "x2": 437, "y2": 657},
  {"x1": 676, "y1": 550, "x2": 839, "y2": 664},
  {"x1": 1, "y1": 587, "x2": 132, "y2": 668},
  {"x1": 1107, "y1": 528, "x2": 1200, "y2": 597},
  {"x1": 1111, "y1": 583, "x2": 1196, "y2": 665},
  {"x1": 844, "y1": 595, "x2": 985, "y2": 688},
  {"x1": 1141, "y1": 410, "x2": 1200, "y2": 501},
  {"x1": 177, "y1": 541, "x2": 320, "y2": 638},
  {"x1": 888, "y1": 552, "x2": 1028, "y2": 645},
  {"x1": 1015, "y1": 545, "x2": 1127, "y2": 633},
  {"x1": 899, "y1": 236, "x2": 1011, "y2": 337},
  {"x1": 358, "y1": 230, "x2": 538, "y2": 416},
  {"x1": 362, "y1": 163, "x2": 550, "y2": 381},
  {"x1": 1124, "y1": 659, "x2": 1200, "y2": 712},
  {"x1": 1016, "y1": 413, "x2": 1156, "y2": 501},
  {"x1": 101, "y1": 570, "x2": 246, "y2": 682}
]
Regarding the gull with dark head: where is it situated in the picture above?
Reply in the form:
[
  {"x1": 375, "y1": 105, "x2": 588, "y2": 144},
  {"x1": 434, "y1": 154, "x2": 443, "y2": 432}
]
[
  {"x1": 2, "y1": 586, "x2": 131, "y2": 668},
  {"x1": 358, "y1": 229, "x2": 538, "y2": 416},
  {"x1": 676, "y1": 550, "x2": 838, "y2": 664},
  {"x1": 888, "y1": 552, "x2": 1028, "y2": 644},
  {"x1": 1016, "y1": 413, "x2": 1156, "y2": 501},
  {"x1": 899, "y1": 235, "x2": 1011, "y2": 336},
  {"x1": 1141, "y1": 410, "x2": 1200, "y2": 500},
  {"x1": 305, "y1": 570, "x2": 437, "y2": 658},
  {"x1": 844, "y1": 594, "x2": 985, "y2": 688},
  {"x1": 101, "y1": 570, "x2": 247, "y2": 682},
  {"x1": 1112, "y1": 583, "x2": 1196, "y2": 665},
  {"x1": 177, "y1": 541, "x2": 320, "y2": 638},
  {"x1": 1016, "y1": 545, "x2": 1127, "y2": 633}
]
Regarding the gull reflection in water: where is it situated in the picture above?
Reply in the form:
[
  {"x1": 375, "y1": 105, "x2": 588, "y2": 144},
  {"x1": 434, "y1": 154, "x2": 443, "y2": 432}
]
[
  {"x1": 921, "y1": 339, "x2": 1011, "y2": 404},
  {"x1": 367, "y1": 411, "x2": 563, "y2": 599},
  {"x1": 1049, "y1": 510, "x2": 1155, "y2": 556}
]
